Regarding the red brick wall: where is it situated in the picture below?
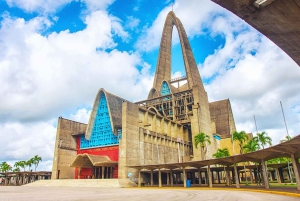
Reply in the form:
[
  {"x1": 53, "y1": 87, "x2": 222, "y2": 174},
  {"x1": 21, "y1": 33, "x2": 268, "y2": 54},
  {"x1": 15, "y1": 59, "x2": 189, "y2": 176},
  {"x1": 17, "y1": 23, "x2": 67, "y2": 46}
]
[{"x1": 75, "y1": 136, "x2": 119, "y2": 179}]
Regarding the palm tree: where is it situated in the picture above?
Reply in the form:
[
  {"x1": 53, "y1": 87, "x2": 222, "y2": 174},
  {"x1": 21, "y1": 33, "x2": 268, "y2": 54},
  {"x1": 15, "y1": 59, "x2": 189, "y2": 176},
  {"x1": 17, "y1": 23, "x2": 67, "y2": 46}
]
[
  {"x1": 243, "y1": 139, "x2": 260, "y2": 153},
  {"x1": 255, "y1": 131, "x2": 272, "y2": 149},
  {"x1": 13, "y1": 167, "x2": 21, "y2": 172},
  {"x1": 14, "y1": 161, "x2": 23, "y2": 172},
  {"x1": 194, "y1": 132, "x2": 211, "y2": 160},
  {"x1": 213, "y1": 148, "x2": 230, "y2": 158},
  {"x1": 19, "y1": 161, "x2": 27, "y2": 172},
  {"x1": 232, "y1": 131, "x2": 248, "y2": 154},
  {"x1": 0, "y1": 162, "x2": 12, "y2": 172},
  {"x1": 26, "y1": 159, "x2": 35, "y2": 171},
  {"x1": 280, "y1": 135, "x2": 292, "y2": 143},
  {"x1": 32, "y1": 155, "x2": 42, "y2": 171}
]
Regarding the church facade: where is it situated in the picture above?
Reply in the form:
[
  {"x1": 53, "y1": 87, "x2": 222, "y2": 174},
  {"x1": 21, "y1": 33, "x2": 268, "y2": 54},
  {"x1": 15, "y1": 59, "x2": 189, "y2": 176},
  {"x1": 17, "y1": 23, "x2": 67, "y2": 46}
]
[{"x1": 51, "y1": 11, "x2": 236, "y2": 182}]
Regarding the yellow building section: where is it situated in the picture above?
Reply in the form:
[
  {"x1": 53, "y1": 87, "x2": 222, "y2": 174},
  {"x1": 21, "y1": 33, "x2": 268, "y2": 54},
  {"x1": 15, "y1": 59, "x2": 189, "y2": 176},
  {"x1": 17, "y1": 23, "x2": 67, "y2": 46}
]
[
  {"x1": 219, "y1": 133, "x2": 253, "y2": 156},
  {"x1": 220, "y1": 138, "x2": 241, "y2": 156}
]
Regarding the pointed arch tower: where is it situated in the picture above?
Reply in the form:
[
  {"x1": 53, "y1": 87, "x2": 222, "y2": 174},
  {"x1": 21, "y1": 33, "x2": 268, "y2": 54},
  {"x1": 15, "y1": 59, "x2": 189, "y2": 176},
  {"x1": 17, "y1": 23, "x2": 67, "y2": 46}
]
[{"x1": 137, "y1": 11, "x2": 214, "y2": 161}]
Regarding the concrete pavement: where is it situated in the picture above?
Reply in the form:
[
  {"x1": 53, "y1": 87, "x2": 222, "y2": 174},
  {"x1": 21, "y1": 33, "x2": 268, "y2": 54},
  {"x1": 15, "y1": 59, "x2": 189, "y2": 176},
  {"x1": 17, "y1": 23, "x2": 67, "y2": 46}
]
[{"x1": 0, "y1": 186, "x2": 299, "y2": 201}]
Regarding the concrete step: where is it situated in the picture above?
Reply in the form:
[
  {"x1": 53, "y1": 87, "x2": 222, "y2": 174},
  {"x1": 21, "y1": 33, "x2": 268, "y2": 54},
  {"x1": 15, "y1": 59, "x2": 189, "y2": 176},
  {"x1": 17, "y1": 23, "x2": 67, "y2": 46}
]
[{"x1": 24, "y1": 179, "x2": 137, "y2": 188}]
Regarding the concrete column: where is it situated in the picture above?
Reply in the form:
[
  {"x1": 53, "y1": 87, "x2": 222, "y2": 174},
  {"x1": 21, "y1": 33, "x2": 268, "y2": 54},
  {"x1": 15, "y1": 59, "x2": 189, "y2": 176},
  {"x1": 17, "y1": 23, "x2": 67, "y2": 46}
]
[
  {"x1": 183, "y1": 167, "x2": 187, "y2": 187},
  {"x1": 102, "y1": 166, "x2": 104, "y2": 179},
  {"x1": 110, "y1": 167, "x2": 114, "y2": 178},
  {"x1": 78, "y1": 167, "x2": 81, "y2": 179},
  {"x1": 291, "y1": 154, "x2": 300, "y2": 191},
  {"x1": 138, "y1": 170, "x2": 141, "y2": 187},
  {"x1": 211, "y1": 170, "x2": 214, "y2": 184},
  {"x1": 192, "y1": 172, "x2": 196, "y2": 184},
  {"x1": 150, "y1": 170, "x2": 153, "y2": 186},
  {"x1": 167, "y1": 172, "x2": 170, "y2": 185},
  {"x1": 106, "y1": 167, "x2": 109, "y2": 178},
  {"x1": 208, "y1": 165, "x2": 212, "y2": 188},
  {"x1": 261, "y1": 160, "x2": 270, "y2": 189},
  {"x1": 234, "y1": 163, "x2": 240, "y2": 188},
  {"x1": 170, "y1": 169, "x2": 173, "y2": 186},
  {"x1": 232, "y1": 170, "x2": 235, "y2": 184},
  {"x1": 254, "y1": 170, "x2": 258, "y2": 183},
  {"x1": 270, "y1": 171, "x2": 275, "y2": 181},
  {"x1": 217, "y1": 171, "x2": 221, "y2": 184},
  {"x1": 275, "y1": 168, "x2": 283, "y2": 183},
  {"x1": 198, "y1": 169, "x2": 201, "y2": 185},
  {"x1": 225, "y1": 166, "x2": 230, "y2": 186},
  {"x1": 250, "y1": 170, "x2": 254, "y2": 184},
  {"x1": 158, "y1": 169, "x2": 162, "y2": 187}
]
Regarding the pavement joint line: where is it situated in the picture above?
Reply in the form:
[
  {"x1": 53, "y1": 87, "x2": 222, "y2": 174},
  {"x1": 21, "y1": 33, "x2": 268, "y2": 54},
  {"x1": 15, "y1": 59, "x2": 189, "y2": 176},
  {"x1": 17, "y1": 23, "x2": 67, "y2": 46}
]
[{"x1": 130, "y1": 187, "x2": 300, "y2": 198}]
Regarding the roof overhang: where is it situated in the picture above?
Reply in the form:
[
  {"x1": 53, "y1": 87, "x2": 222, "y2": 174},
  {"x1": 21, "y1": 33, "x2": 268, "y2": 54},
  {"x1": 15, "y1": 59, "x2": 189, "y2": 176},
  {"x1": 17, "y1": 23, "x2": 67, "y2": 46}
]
[{"x1": 70, "y1": 153, "x2": 118, "y2": 168}]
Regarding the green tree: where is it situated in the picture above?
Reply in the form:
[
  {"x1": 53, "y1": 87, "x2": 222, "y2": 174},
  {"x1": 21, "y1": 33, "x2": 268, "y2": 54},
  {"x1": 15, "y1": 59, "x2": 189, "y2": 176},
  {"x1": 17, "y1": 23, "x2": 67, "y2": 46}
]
[
  {"x1": 255, "y1": 131, "x2": 272, "y2": 149},
  {"x1": 26, "y1": 158, "x2": 35, "y2": 171},
  {"x1": 243, "y1": 138, "x2": 260, "y2": 153},
  {"x1": 232, "y1": 131, "x2": 248, "y2": 154},
  {"x1": 18, "y1": 161, "x2": 27, "y2": 172},
  {"x1": 267, "y1": 157, "x2": 288, "y2": 164},
  {"x1": 13, "y1": 167, "x2": 21, "y2": 172},
  {"x1": 280, "y1": 135, "x2": 292, "y2": 143},
  {"x1": 14, "y1": 161, "x2": 23, "y2": 172},
  {"x1": 194, "y1": 132, "x2": 211, "y2": 160},
  {"x1": 0, "y1": 162, "x2": 12, "y2": 172},
  {"x1": 32, "y1": 155, "x2": 42, "y2": 171},
  {"x1": 213, "y1": 148, "x2": 230, "y2": 158}
]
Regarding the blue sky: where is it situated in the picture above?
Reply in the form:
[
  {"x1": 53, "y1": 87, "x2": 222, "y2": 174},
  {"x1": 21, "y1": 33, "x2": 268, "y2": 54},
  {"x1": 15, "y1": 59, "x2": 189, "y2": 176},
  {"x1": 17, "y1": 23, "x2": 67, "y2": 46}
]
[{"x1": 0, "y1": 0, "x2": 299, "y2": 170}]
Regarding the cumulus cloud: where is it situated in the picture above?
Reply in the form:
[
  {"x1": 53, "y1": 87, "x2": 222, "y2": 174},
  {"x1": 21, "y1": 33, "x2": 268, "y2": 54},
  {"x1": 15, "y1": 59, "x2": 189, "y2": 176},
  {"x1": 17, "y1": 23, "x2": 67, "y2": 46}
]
[
  {"x1": 0, "y1": 10, "x2": 153, "y2": 124},
  {"x1": 69, "y1": 108, "x2": 91, "y2": 124},
  {"x1": 202, "y1": 15, "x2": 300, "y2": 144},
  {"x1": 5, "y1": 0, "x2": 72, "y2": 13},
  {"x1": 4, "y1": 0, "x2": 114, "y2": 14},
  {"x1": 0, "y1": 9, "x2": 154, "y2": 165},
  {"x1": 0, "y1": 120, "x2": 56, "y2": 170}
]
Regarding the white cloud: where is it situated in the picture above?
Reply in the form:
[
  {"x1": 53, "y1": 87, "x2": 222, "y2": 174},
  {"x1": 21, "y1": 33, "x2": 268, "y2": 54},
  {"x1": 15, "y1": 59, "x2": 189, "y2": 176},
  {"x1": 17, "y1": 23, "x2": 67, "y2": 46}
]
[
  {"x1": 5, "y1": 0, "x2": 72, "y2": 13},
  {"x1": 125, "y1": 16, "x2": 140, "y2": 31},
  {"x1": 83, "y1": 0, "x2": 114, "y2": 12},
  {"x1": 69, "y1": 108, "x2": 91, "y2": 124},
  {"x1": 135, "y1": 0, "x2": 222, "y2": 52},
  {"x1": 0, "y1": 120, "x2": 56, "y2": 170},
  {"x1": 0, "y1": 10, "x2": 153, "y2": 124},
  {"x1": 203, "y1": 22, "x2": 300, "y2": 145},
  {"x1": 0, "y1": 9, "x2": 154, "y2": 164},
  {"x1": 5, "y1": 0, "x2": 114, "y2": 14}
]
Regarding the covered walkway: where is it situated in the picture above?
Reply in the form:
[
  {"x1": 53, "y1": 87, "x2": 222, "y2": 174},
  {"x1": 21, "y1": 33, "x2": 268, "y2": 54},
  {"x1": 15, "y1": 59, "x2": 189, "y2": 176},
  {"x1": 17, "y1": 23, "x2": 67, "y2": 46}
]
[
  {"x1": 70, "y1": 153, "x2": 118, "y2": 179},
  {"x1": 129, "y1": 134, "x2": 300, "y2": 190},
  {"x1": 0, "y1": 171, "x2": 51, "y2": 186}
]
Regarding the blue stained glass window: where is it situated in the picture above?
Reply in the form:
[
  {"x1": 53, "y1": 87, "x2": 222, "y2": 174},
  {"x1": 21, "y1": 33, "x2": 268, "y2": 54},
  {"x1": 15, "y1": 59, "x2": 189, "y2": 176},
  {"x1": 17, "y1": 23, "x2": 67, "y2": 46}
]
[
  {"x1": 80, "y1": 94, "x2": 119, "y2": 149},
  {"x1": 161, "y1": 81, "x2": 171, "y2": 96}
]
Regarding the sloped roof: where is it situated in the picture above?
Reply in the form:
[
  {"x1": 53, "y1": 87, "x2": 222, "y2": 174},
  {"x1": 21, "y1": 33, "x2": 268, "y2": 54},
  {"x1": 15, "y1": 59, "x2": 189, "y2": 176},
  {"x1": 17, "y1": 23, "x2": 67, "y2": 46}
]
[
  {"x1": 70, "y1": 153, "x2": 118, "y2": 168},
  {"x1": 85, "y1": 88, "x2": 126, "y2": 140}
]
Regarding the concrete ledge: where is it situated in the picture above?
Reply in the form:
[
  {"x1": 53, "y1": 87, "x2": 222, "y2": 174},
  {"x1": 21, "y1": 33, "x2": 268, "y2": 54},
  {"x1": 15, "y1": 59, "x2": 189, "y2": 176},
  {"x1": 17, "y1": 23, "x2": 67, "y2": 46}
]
[{"x1": 24, "y1": 179, "x2": 137, "y2": 188}]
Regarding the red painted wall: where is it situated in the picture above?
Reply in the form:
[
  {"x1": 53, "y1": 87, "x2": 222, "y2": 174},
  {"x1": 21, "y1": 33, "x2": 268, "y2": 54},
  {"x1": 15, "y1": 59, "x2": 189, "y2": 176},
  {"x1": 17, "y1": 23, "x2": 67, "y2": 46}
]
[{"x1": 75, "y1": 136, "x2": 119, "y2": 179}]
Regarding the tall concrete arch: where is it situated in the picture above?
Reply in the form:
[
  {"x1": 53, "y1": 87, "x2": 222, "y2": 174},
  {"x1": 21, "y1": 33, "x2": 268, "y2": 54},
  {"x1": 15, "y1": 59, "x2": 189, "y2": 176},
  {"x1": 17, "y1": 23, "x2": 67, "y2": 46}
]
[
  {"x1": 153, "y1": 11, "x2": 204, "y2": 91},
  {"x1": 149, "y1": 11, "x2": 214, "y2": 161}
]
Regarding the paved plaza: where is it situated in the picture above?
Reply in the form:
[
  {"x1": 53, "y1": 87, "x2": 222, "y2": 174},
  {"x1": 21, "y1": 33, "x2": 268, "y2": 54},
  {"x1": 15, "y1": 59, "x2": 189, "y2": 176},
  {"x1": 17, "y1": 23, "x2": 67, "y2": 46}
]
[{"x1": 0, "y1": 186, "x2": 299, "y2": 201}]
